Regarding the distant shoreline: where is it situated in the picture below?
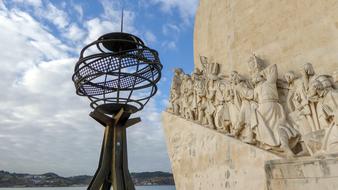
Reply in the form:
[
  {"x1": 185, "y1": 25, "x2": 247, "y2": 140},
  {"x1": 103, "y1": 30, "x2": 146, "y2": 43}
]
[{"x1": 0, "y1": 171, "x2": 175, "y2": 187}]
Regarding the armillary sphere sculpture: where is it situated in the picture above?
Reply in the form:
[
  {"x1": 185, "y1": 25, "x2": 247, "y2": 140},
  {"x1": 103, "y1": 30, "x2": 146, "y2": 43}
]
[{"x1": 72, "y1": 32, "x2": 162, "y2": 190}]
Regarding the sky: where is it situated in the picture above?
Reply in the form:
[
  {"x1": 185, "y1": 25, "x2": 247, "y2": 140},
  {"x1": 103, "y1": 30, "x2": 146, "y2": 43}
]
[{"x1": 0, "y1": 0, "x2": 198, "y2": 177}]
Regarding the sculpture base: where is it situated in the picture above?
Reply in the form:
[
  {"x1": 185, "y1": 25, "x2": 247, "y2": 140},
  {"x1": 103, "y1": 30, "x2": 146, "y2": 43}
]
[
  {"x1": 162, "y1": 112, "x2": 281, "y2": 190},
  {"x1": 266, "y1": 155, "x2": 338, "y2": 190}
]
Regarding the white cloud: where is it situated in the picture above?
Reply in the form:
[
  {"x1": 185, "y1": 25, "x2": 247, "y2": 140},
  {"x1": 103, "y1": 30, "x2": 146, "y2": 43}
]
[
  {"x1": 99, "y1": 0, "x2": 136, "y2": 33},
  {"x1": 63, "y1": 24, "x2": 86, "y2": 42},
  {"x1": 0, "y1": 0, "x2": 7, "y2": 10},
  {"x1": 45, "y1": 2, "x2": 69, "y2": 29},
  {"x1": 162, "y1": 41, "x2": 177, "y2": 50},
  {"x1": 149, "y1": 0, "x2": 199, "y2": 24},
  {"x1": 73, "y1": 3, "x2": 83, "y2": 20},
  {"x1": 12, "y1": 0, "x2": 42, "y2": 8},
  {"x1": 83, "y1": 1, "x2": 137, "y2": 44},
  {"x1": 128, "y1": 99, "x2": 171, "y2": 172},
  {"x1": 162, "y1": 23, "x2": 180, "y2": 36},
  {"x1": 99, "y1": 0, "x2": 121, "y2": 20},
  {"x1": 0, "y1": 10, "x2": 70, "y2": 60},
  {"x1": 0, "y1": 1, "x2": 171, "y2": 176},
  {"x1": 144, "y1": 31, "x2": 157, "y2": 44},
  {"x1": 84, "y1": 18, "x2": 120, "y2": 43}
]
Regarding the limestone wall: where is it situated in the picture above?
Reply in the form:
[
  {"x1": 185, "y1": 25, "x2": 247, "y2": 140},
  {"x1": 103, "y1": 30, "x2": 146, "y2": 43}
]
[
  {"x1": 162, "y1": 112, "x2": 281, "y2": 190},
  {"x1": 194, "y1": 0, "x2": 338, "y2": 77},
  {"x1": 265, "y1": 156, "x2": 338, "y2": 190}
]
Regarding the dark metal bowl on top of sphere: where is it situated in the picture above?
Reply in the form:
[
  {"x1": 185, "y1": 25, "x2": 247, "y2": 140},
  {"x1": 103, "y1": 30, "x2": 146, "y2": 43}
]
[{"x1": 72, "y1": 32, "x2": 163, "y2": 115}]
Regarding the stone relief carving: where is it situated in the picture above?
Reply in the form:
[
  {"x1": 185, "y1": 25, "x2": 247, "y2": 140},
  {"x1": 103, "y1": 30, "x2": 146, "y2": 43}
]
[{"x1": 168, "y1": 54, "x2": 338, "y2": 158}]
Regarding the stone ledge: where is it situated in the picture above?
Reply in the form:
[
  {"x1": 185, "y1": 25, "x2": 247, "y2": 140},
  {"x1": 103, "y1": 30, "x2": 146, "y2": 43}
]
[
  {"x1": 265, "y1": 157, "x2": 338, "y2": 190},
  {"x1": 162, "y1": 111, "x2": 281, "y2": 190}
]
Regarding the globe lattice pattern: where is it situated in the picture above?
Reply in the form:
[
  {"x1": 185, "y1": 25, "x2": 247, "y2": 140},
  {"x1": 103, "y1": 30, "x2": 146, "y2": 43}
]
[{"x1": 72, "y1": 33, "x2": 163, "y2": 114}]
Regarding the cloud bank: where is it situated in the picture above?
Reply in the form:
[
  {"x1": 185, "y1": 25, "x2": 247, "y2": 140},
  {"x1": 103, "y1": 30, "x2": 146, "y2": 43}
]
[{"x1": 0, "y1": 0, "x2": 198, "y2": 177}]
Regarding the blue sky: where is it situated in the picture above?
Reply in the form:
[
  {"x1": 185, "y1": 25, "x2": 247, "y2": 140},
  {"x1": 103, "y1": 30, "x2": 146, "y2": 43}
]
[{"x1": 0, "y1": 0, "x2": 197, "y2": 176}]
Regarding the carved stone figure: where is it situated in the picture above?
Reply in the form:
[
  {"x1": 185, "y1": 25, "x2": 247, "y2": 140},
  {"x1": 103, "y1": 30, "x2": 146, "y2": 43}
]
[
  {"x1": 225, "y1": 72, "x2": 242, "y2": 134},
  {"x1": 181, "y1": 74, "x2": 195, "y2": 120},
  {"x1": 284, "y1": 71, "x2": 297, "y2": 113},
  {"x1": 193, "y1": 69, "x2": 207, "y2": 125},
  {"x1": 321, "y1": 111, "x2": 338, "y2": 154},
  {"x1": 306, "y1": 80, "x2": 338, "y2": 154},
  {"x1": 214, "y1": 81, "x2": 231, "y2": 133},
  {"x1": 288, "y1": 63, "x2": 319, "y2": 134},
  {"x1": 284, "y1": 72, "x2": 313, "y2": 136},
  {"x1": 230, "y1": 71, "x2": 256, "y2": 144},
  {"x1": 200, "y1": 62, "x2": 219, "y2": 129},
  {"x1": 302, "y1": 63, "x2": 316, "y2": 90},
  {"x1": 251, "y1": 64, "x2": 300, "y2": 157},
  {"x1": 205, "y1": 74, "x2": 217, "y2": 129},
  {"x1": 310, "y1": 80, "x2": 337, "y2": 129},
  {"x1": 169, "y1": 68, "x2": 184, "y2": 115},
  {"x1": 191, "y1": 68, "x2": 202, "y2": 121}
]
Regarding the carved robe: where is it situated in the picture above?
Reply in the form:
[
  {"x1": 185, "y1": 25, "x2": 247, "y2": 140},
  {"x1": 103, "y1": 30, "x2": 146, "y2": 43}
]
[
  {"x1": 253, "y1": 65, "x2": 299, "y2": 146},
  {"x1": 214, "y1": 83, "x2": 230, "y2": 130},
  {"x1": 227, "y1": 85, "x2": 241, "y2": 126},
  {"x1": 182, "y1": 78, "x2": 194, "y2": 119},
  {"x1": 237, "y1": 81, "x2": 255, "y2": 128},
  {"x1": 320, "y1": 90, "x2": 338, "y2": 153}
]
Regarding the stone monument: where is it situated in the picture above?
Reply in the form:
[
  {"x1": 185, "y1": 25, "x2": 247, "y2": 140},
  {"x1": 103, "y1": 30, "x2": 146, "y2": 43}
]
[{"x1": 163, "y1": 0, "x2": 338, "y2": 190}]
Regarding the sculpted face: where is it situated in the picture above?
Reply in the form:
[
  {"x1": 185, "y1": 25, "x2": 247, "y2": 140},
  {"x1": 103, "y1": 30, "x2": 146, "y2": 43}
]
[
  {"x1": 219, "y1": 82, "x2": 226, "y2": 91},
  {"x1": 309, "y1": 80, "x2": 324, "y2": 99},
  {"x1": 284, "y1": 71, "x2": 296, "y2": 84},
  {"x1": 252, "y1": 73, "x2": 264, "y2": 85}
]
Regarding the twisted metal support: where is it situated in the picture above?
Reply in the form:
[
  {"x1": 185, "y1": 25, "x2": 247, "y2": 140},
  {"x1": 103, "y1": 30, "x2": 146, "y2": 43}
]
[{"x1": 88, "y1": 108, "x2": 140, "y2": 190}]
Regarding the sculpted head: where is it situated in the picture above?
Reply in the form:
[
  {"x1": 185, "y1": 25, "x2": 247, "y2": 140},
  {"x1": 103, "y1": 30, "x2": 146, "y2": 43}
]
[
  {"x1": 284, "y1": 71, "x2": 296, "y2": 84},
  {"x1": 316, "y1": 75, "x2": 333, "y2": 90},
  {"x1": 252, "y1": 73, "x2": 264, "y2": 85},
  {"x1": 174, "y1": 68, "x2": 183, "y2": 76},
  {"x1": 303, "y1": 63, "x2": 315, "y2": 76},
  {"x1": 192, "y1": 68, "x2": 202, "y2": 80},
  {"x1": 219, "y1": 82, "x2": 227, "y2": 91},
  {"x1": 248, "y1": 54, "x2": 263, "y2": 74},
  {"x1": 309, "y1": 80, "x2": 325, "y2": 98},
  {"x1": 230, "y1": 71, "x2": 241, "y2": 84},
  {"x1": 194, "y1": 68, "x2": 202, "y2": 75}
]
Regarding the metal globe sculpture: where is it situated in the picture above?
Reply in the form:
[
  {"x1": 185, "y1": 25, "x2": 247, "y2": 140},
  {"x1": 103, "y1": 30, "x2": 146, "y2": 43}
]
[
  {"x1": 72, "y1": 32, "x2": 162, "y2": 190},
  {"x1": 73, "y1": 32, "x2": 162, "y2": 115}
]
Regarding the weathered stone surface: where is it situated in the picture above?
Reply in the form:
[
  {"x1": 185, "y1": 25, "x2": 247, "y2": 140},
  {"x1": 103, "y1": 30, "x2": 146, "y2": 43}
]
[
  {"x1": 194, "y1": 0, "x2": 338, "y2": 76},
  {"x1": 265, "y1": 156, "x2": 338, "y2": 190},
  {"x1": 163, "y1": 0, "x2": 338, "y2": 189},
  {"x1": 162, "y1": 112, "x2": 281, "y2": 190}
]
